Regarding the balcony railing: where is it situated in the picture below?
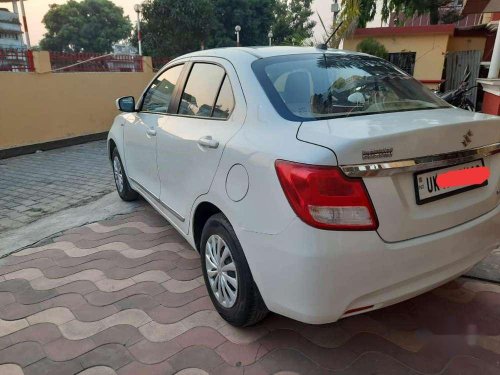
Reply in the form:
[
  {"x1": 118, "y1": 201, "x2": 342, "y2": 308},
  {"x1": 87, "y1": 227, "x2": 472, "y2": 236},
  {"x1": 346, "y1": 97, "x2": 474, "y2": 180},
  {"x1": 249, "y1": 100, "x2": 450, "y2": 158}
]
[
  {"x1": 49, "y1": 52, "x2": 143, "y2": 73},
  {"x1": 389, "y1": 7, "x2": 484, "y2": 28},
  {"x1": 0, "y1": 48, "x2": 33, "y2": 72}
]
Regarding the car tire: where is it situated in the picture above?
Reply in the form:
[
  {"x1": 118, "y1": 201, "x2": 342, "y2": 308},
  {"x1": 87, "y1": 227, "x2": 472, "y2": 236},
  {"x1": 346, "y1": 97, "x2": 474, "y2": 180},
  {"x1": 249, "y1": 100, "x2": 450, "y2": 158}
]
[
  {"x1": 112, "y1": 148, "x2": 139, "y2": 202},
  {"x1": 200, "y1": 213, "x2": 268, "y2": 327}
]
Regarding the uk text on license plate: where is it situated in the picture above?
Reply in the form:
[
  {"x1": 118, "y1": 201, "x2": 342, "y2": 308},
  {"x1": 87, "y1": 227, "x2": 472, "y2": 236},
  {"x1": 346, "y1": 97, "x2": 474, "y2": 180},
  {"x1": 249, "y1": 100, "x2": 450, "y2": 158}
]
[{"x1": 414, "y1": 159, "x2": 487, "y2": 205}]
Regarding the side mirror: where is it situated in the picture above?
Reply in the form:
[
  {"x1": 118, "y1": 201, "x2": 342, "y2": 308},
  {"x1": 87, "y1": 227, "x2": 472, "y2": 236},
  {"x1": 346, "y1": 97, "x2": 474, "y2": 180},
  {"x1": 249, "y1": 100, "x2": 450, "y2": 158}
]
[
  {"x1": 116, "y1": 96, "x2": 136, "y2": 112},
  {"x1": 348, "y1": 92, "x2": 366, "y2": 105}
]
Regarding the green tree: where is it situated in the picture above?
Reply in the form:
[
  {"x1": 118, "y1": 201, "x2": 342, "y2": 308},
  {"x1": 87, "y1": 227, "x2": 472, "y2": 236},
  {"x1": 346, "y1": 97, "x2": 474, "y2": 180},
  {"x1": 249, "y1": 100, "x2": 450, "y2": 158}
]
[
  {"x1": 356, "y1": 37, "x2": 388, "y2": 59},
  {"x1": 381, "y1": 0, "x2": 459, "y2": 26},
  {"x1": 140, "y1": 0, "x2": 278, "y2": 56},
  {"x1": 207, "y1": 0, "x2": 276, "y2": 48},
  {"x1": 271, "y1": 0, "x2": 316, "y2": 46},
  {"x1": 40, "y1": 0, "x2": 132, "y2": 53},
  {"x1": 332, "y1": 0, "x2": 461, "y2": 47},
  {"x1": 139, "y1": 0, "x2": 214, "y2": 57}
]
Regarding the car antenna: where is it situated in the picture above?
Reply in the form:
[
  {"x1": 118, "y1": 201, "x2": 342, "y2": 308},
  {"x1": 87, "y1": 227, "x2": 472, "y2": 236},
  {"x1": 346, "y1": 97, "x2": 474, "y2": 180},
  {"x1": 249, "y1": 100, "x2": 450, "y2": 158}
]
[{"x1": 316, "y1": 21, "x2": 343, "y2": 50}]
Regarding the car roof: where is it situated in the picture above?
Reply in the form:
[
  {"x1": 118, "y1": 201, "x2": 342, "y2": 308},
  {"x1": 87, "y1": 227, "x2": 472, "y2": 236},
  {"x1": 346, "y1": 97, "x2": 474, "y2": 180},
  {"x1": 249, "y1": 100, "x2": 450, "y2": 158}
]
[{"x1": 177, "y1": 46, "x2": 363, "y2": 61}]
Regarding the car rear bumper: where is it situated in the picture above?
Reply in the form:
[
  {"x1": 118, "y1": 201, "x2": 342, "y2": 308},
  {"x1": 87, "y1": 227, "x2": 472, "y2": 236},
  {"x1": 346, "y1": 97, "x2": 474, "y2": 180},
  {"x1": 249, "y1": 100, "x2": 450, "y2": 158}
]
[{"x1": 238, "y1": 204, "x2": 500, "y2": 324}]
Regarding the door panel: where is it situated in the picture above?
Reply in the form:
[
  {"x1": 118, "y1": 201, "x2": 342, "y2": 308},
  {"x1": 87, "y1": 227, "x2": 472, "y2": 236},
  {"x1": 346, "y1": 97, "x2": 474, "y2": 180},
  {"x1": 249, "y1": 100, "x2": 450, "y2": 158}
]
[
  {"x1": 123, "y1": 113, "x2": 160, "y2": 198},
  {"x1": 156, "y1": 60, "x2": 245, "y2": 233},
  {"x1": 123, "y1": 64, "x2": 185, "y2": 199}
]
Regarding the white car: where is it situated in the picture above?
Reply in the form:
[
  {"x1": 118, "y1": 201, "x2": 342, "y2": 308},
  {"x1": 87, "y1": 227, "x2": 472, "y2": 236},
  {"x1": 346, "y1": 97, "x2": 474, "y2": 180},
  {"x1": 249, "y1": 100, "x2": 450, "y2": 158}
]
[{"x1": 108, "y1": 47, "x2": 500, "y2": 326}]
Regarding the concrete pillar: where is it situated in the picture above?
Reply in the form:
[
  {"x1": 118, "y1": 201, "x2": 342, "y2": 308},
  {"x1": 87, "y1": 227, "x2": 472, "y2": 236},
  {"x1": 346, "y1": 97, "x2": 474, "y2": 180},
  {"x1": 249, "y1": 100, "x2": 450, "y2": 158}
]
[
  {"x1": 142, "y1": 56, "x2": 153, "y2": 74},
  {"x1": 488, "y1": 25, "x2": 500, "y2": 79},
  {"x1": 11, "y1": 0, "x2": 18, "y2": 15},
  {"x1": 18, "y1": 0, "x2": 30, "y2": 49},
  {"x1": 477, "y1": 79, "x2": 500, "y2": 116},
  {"x1": 32, "y1": 51, "x2": 51, "y2": 73}
]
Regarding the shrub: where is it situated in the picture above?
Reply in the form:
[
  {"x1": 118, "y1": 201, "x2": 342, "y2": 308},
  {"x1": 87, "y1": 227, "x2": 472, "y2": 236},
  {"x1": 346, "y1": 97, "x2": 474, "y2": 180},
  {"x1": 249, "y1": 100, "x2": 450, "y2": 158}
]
[{"x1": 356, "y1": 38, "x2": 388, "y2": 59}]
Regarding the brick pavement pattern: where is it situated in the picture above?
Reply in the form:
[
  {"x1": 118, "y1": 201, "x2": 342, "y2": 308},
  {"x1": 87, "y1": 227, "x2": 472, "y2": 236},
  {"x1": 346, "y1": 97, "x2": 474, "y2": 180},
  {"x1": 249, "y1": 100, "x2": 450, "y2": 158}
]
[
  {"x1": 0, "y1": 205, "x2": 499, "y2": 374},
  {"x1": 0, "y1": 141, "x2": 114, "y2": 233}
]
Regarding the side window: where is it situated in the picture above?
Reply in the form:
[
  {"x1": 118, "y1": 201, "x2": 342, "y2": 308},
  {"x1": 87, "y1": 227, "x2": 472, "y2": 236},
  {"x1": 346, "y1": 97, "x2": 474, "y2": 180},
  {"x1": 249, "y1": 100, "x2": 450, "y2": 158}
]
[
  {"x1": 142, "y1": 64, "x2": 184, "y2": 113},
  {"x1": 212, "y1": 76, "x2": 235, "y2": 119},
  {"x1": 178, "y1": 63, "x2": 225, "y2": 117}
]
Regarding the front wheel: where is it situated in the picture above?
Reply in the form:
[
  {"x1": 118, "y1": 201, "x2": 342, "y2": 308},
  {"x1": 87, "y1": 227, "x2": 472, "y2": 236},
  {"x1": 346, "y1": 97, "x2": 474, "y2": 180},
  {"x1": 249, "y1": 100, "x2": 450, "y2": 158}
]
[
  {"x1": 200, "y1": 213, "x2": 268, "y2": 327},
  {"x1": 112, "y1": 148, "x2": 139, "y2": 201}
]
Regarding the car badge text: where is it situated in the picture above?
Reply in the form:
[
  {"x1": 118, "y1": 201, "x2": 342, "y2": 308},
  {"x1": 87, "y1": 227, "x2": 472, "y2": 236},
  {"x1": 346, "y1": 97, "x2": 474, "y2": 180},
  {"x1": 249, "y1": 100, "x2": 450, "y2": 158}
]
[
  {"x1": 462, "y1": 129, "x2": 473, "y2": 147},
  {"x1": 362, "y1": 148, "x2": 393, "y2": 160}
]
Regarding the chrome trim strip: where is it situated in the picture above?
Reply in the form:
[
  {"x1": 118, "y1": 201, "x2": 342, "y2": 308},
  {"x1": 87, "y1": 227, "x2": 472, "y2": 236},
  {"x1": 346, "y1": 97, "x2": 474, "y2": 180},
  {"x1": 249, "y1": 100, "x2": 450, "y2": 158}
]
[
  {"x1": 129, "y1": 178, "x2": 186, "y2": 222},
  {"x1": 340, "y1": 143, "x2": 500, "y2": 177}
]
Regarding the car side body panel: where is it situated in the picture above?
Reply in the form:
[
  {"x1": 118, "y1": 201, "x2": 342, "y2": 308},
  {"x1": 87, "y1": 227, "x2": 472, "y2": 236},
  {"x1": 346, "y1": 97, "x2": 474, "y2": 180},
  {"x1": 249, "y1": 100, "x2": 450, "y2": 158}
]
[{"x1": 108, "y1": 47, "x2": 500, "y2": 324}]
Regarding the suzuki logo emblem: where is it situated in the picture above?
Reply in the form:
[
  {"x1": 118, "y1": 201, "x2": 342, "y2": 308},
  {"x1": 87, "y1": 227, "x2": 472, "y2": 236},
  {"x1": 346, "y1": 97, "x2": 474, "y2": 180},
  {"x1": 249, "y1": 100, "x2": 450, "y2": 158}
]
[{"x1": 462, "y1": 129, "x2": 473, "y2": 147}]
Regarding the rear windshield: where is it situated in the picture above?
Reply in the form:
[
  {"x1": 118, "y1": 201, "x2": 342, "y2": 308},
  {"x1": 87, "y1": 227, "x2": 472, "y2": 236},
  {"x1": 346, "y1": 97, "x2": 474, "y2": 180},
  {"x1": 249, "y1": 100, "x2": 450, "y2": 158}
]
[{"x1": 252, "y1": 53, "x2": 450, "y2": 121}]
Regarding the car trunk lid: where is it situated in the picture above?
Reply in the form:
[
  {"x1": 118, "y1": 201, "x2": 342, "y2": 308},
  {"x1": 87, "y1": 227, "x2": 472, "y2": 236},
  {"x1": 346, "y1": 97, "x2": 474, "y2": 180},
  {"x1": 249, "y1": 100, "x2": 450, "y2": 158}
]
[{"x1": 297, "y1": 108, "x2": 500, "y2": 242}]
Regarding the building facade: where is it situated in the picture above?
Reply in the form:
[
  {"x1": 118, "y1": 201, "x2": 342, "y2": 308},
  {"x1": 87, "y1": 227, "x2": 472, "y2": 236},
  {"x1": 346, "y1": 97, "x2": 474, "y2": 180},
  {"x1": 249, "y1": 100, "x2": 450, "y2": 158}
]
[
  {"x1": 0, "y1": 7, "x2": 24, "y2": 49},
  {"x1": 342, "y1": 2, "x2": 499, "y2": 114}
]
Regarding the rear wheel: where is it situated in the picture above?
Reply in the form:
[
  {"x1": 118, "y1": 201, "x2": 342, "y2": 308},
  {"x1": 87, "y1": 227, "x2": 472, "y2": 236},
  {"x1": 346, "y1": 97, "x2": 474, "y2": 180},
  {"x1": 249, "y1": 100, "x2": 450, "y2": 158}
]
[
  {"x1": 112, "y1": 148, "x2": 138, "y2": 201},
  {"x1": 200, "y1": 213, "x2": 268, "y2": 327}
]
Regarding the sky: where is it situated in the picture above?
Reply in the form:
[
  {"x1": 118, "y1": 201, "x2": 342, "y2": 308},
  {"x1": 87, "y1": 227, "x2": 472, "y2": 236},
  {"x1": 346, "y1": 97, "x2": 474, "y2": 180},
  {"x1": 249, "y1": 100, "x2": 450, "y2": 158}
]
[{"x1": 0, "y1": 0, "x2": 349, "y2": 46}]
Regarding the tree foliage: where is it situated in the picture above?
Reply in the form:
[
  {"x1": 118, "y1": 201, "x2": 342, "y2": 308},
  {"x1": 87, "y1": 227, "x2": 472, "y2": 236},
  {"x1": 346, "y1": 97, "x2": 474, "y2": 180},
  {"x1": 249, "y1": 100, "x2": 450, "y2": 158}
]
[
  {"x1": 40, "y1": 0, "x2": 132, "y2": 52},
  {"x1": 332, "y1": 0, "x2": 462, "y2": 47},
  {"x1": 356, "y1": 37, "x2": 388, "y2": 59},
  {"x1": 139, "y1": 0, "x2": 214, "y2": 57},
  {"x1": 138, "y1": 0, "x2": 316, "y2": 57},
  {"x1": 206, "y1": 0, "x2": 276, "y2": 48},
  {"x1": 272, "y1": 0, "x2": 316, "y2": 46},
  {"x1": 381, "y1": 0, "x2": 461, "y2": 26}
]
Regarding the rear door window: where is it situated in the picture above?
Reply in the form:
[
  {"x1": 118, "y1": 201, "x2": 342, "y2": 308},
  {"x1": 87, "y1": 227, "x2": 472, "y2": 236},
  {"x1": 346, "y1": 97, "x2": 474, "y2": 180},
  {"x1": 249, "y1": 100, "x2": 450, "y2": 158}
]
[
  {"x1": 212, "y1": 76, "x2": 235, "y2": 119},
  {"x1": 178, "y1": 63, "x2": 226, "y2": 117}
]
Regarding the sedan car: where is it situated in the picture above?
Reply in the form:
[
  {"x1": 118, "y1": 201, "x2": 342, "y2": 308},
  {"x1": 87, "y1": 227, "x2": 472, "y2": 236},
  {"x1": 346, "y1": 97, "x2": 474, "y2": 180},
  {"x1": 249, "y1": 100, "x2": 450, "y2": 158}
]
[{"x1": 108, "y1": 47, "x2": 500, "y2": 326}]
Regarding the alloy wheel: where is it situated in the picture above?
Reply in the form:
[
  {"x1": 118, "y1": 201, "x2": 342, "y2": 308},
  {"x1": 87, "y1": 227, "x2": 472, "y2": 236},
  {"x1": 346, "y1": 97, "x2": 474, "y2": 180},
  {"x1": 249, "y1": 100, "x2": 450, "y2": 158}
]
[
  {"x1": 205, "y1": 234, "x2": 238, "y2": 308},
  {"x1": 113, "y1": 156, "x2": 124, "y2": 193}
]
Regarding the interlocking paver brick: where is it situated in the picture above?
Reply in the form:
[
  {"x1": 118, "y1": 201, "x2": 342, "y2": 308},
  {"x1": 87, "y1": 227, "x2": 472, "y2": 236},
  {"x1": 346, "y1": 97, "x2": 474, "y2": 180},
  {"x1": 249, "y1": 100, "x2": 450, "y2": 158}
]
[
  {"x1": 79, "y1": 343, "x2": 134, "y2": 370},
  {"x1": 168, "y1": 346, "x2": 224, "y2": 373},
  {"x1": 0, "y1": 301, "x2": 42, "y2": 320},
  {"x1": 23, "y1": 357, "x2": 83, "y2": 375},
  {"x1": 128, "y1": 339, "x2": 182, "y2": 364},
  {"x1": 117, "y1": 359, "x2": 175, "y2": 375},
  {"x1": 84, "y1": 282, "x2": 165, "y2": 306},
  {"x1": 113, "y1": 294, "x2": 159, "y2": 312},
  {"x1": 8, "y1": 323, "x2": 62, "y2": 346},
  {"x1": 0, "y1": 363, "x2": 24, "y2": 375},
  {"x1": 0, "y1": 207, "x2": 498, "y2": 374},
  {"x1": 43, "y1": 337, "x2": 96, "y2": 361},
  {"x1": 216, "y1": 341, "x2": 264, "y2": 367},
  {"x1": 0, "y1": 342, "x2": 45, "y2": 367},
  {"x1": 175, "y1": 326, "x2": 226, "y2": 349},
  {"x1": 90, "y1": 325, "x2": 144, "y2": 348}
]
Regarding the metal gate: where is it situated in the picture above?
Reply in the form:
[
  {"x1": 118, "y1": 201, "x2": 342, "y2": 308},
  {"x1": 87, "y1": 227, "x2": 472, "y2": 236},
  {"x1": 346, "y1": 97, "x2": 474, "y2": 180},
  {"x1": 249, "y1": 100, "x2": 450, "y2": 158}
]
[{"x1": 444, "y1": 50, "x2": 482, "y2": 109}]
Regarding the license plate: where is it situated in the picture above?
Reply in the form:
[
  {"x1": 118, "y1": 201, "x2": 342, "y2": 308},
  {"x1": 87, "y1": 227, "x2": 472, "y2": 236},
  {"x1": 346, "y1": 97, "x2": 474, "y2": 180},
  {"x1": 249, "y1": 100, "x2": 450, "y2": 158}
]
[{"x1": 414, "y1": 159, "x2": 488, "y2": 205}]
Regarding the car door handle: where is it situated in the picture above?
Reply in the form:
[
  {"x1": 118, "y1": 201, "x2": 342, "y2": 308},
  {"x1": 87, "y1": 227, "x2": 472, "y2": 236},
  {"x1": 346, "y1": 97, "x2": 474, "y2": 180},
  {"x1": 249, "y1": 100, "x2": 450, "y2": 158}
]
[
  {"x1": 146, "y1": 128, "x2": 156, "y2": 137},
  {"x1": 198, "y1": 136, "x2": 219, "y2": 149}
]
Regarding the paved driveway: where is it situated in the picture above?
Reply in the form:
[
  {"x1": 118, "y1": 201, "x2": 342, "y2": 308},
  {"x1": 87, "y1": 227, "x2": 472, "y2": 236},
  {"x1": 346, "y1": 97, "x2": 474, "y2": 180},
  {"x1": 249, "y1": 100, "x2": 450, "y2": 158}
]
[
  {"x1": 0, "y1": 141, "x2": 113, "y2": 233},
  {"x1": 0, "y1": 206, "x2": 499, "y2": 374}
]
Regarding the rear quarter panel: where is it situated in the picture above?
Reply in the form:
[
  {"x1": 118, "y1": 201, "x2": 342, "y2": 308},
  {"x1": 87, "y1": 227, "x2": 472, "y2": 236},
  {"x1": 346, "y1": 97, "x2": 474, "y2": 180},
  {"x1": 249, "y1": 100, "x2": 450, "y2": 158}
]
[{"x1": 191, "y1": 59, "x2": 337, "y2": 236}]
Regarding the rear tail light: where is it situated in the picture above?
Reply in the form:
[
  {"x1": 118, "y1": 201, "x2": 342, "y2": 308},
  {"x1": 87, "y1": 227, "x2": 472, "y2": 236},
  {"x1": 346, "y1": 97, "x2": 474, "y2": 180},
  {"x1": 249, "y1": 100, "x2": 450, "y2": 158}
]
[{"x1": 275, "y1": 160, "x2": 378, "y2": 230}]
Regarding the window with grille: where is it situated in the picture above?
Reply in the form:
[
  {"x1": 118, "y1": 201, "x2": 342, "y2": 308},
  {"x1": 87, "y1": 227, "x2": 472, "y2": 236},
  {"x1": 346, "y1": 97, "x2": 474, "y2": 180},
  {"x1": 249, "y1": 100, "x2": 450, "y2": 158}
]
[{"x1": 388, "y1": 52, "x2": 416, "y2": 76}]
